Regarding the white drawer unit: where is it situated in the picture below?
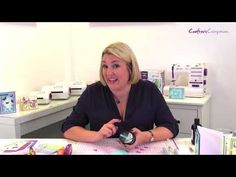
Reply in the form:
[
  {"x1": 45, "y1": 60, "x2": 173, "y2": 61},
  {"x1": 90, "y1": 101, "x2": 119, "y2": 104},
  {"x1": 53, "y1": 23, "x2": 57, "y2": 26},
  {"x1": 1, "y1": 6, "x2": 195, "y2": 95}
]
[
  {"x1": 0, "y1": 96, "x2": 79, "y2": 138},
  {"x1": 165, "y1": 94, "x2": 211, "y2": 137}
]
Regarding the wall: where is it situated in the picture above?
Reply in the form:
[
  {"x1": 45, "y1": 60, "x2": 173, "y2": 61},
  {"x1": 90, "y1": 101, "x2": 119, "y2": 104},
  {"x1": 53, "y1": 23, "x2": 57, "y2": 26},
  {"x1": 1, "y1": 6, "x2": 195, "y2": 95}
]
[
  {"x1": 71, "y1": 22, "x2": 236, "y2": 131},
  {"x1": 0, "y1": 22, "x2": 72, "y2": 98},
  {"x1": 1, "y1": 22, "x2": 236, "y2": 131}
]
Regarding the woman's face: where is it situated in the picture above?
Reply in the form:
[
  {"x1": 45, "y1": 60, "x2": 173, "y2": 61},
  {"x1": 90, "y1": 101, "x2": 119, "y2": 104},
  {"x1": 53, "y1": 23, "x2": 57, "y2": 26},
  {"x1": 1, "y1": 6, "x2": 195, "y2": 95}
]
[{"x1": 102, "y1": 54, "x2": 130, "y2": 92}]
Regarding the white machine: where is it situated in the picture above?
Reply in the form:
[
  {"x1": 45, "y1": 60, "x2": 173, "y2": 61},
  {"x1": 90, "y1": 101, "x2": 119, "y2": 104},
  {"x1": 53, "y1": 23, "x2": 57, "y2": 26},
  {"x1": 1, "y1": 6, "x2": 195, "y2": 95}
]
[
  {"x1": 69, "y1": 81, "x2": 87, "y2": 96},
  {"x1": 164, "y1": 63, "x2": 207, "y2": 98},
  {"x1": 34, "y1": 90, "x2": 52, "y2": 105},
  {"x1": 50, "y1": 84, "x2": 70, "y2": 100}
]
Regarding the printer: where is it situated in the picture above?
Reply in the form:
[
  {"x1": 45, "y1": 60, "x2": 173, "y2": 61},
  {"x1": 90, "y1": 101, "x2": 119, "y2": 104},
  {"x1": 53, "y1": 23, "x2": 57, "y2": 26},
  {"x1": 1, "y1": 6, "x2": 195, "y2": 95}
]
[
  {"x1": 69, "y1": 81, "x2": 87, "y2": 96},
  {"x1": 49, "y1": 84, "x2": 70, "y2": 100},
  {"x1": 32, "y1": 90, "x2": 52, "y2": 105},
  {"x1": 31, "y1": 87, "x2": 52, "y2": 105}
]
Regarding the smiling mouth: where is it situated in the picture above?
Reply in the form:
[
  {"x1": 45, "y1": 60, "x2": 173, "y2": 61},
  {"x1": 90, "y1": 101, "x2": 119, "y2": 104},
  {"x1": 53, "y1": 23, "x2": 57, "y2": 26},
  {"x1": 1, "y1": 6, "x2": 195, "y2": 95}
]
[{"x1": 107, "y1": 78, "x2": 118, "y2": 84}]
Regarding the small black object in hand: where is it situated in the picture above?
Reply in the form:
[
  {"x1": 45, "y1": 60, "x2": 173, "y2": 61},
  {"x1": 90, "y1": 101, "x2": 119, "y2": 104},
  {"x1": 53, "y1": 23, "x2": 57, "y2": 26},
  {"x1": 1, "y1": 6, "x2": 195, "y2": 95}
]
[{"x1": 119, "y1": 130, "x2": 136, "y2": 145}]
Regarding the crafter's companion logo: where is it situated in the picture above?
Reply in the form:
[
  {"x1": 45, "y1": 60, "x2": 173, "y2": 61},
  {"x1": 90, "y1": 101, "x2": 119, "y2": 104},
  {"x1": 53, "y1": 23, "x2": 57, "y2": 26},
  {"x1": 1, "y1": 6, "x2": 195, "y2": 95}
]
[{"x1": 188, "y1": 28, "x2": 229, "y2": 35}]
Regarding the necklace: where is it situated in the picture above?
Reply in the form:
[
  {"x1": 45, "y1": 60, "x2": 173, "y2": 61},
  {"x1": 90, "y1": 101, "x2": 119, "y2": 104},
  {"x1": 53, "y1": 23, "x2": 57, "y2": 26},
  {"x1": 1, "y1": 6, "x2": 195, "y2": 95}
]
[
  {"x1": 115, "y1": 99, "x2": 120, "y2": 104},
  {"x1": 113, "y1": 96, "x2": 120, "y2": 104},
  {"x1": 113, "y1": 92, "x2": 129, "y2": 104},
  {"x1": 113, "y1": 95, "x2": 121, "y2": 104},
  {"x1": 114, "y1": 96, "x2": 126, "y2": 120}
]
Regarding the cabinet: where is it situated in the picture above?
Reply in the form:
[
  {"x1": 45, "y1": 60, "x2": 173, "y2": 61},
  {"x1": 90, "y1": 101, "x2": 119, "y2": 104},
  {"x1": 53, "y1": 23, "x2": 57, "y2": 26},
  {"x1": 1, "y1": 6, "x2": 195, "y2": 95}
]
[
  {"x1": 164, "y1": 94, "x2": 211, "y2": 137},
  {"x1": 0, "y1": 94, "x2": 210, "y2": 139},
  {"x1": 0, "y1": 96, "x2": 79, "y2": 138}
]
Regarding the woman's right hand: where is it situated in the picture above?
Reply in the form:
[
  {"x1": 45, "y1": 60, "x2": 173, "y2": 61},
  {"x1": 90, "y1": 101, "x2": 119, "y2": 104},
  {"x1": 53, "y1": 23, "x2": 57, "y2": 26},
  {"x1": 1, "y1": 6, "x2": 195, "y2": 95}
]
[{"x1": 96, "y1": 119, "x2": 121, "y2": 140}]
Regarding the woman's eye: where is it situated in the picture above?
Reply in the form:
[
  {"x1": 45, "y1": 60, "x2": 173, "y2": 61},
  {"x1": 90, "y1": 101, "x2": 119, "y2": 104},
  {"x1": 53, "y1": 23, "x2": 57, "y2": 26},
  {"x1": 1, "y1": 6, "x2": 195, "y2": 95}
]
[
  {"x1": 102, "y1": 64, "x2": 108, "y2": 69},
  {"x1": 112, "y1": 64, "x2": 120, "y2": 69}
]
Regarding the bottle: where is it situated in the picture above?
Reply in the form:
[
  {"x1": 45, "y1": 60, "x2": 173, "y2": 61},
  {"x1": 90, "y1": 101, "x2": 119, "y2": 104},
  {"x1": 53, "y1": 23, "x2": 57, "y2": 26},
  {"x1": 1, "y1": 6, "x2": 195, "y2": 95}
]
[{"x1": 191, "y1": 118, "x2": 202, "y2": 145}]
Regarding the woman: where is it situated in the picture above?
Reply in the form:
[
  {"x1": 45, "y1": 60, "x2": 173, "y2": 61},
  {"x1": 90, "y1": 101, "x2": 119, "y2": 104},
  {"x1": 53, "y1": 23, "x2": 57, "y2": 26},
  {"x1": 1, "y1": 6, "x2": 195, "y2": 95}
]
[{"x1": 61, "y1": 42, "x2": 179, "y2": 149}]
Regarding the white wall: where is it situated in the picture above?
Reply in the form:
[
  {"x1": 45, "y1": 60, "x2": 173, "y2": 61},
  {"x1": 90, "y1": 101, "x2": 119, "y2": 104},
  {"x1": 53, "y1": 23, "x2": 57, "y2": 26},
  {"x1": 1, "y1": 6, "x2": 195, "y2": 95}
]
[
  {"x1": 71, "y1": 22, "x2": 236, "y2": 131},
  {"x1": 1, "y1": 22, "x2": 236, "y2": 131},
  {"x1": 0, "y1": 22, "x2": 72, "y2": 98}
]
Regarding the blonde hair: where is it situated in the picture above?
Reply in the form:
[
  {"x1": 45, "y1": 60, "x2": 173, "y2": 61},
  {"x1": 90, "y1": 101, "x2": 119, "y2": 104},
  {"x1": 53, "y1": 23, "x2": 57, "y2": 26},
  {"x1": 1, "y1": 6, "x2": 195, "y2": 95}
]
[{"x1": 99, "y1": 42, "x2": 140, "y2": 86}]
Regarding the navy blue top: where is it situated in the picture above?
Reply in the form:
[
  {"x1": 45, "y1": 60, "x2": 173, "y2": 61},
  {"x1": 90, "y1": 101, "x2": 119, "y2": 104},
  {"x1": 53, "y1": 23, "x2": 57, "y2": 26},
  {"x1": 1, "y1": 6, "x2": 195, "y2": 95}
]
[{"x1": 61, "y1": 80, "x2": 179, "y2": 138}]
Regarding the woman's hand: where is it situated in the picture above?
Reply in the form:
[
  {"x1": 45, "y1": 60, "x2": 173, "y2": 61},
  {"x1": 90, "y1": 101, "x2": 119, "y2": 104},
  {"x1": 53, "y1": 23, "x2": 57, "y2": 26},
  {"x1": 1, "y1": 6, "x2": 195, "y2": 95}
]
[
  {"x1": 96, "y1": 118, "x2": 121, "y2": 140},
  {"x1": 122, "y1": 127, "x2": 149, "y2": 149}
]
